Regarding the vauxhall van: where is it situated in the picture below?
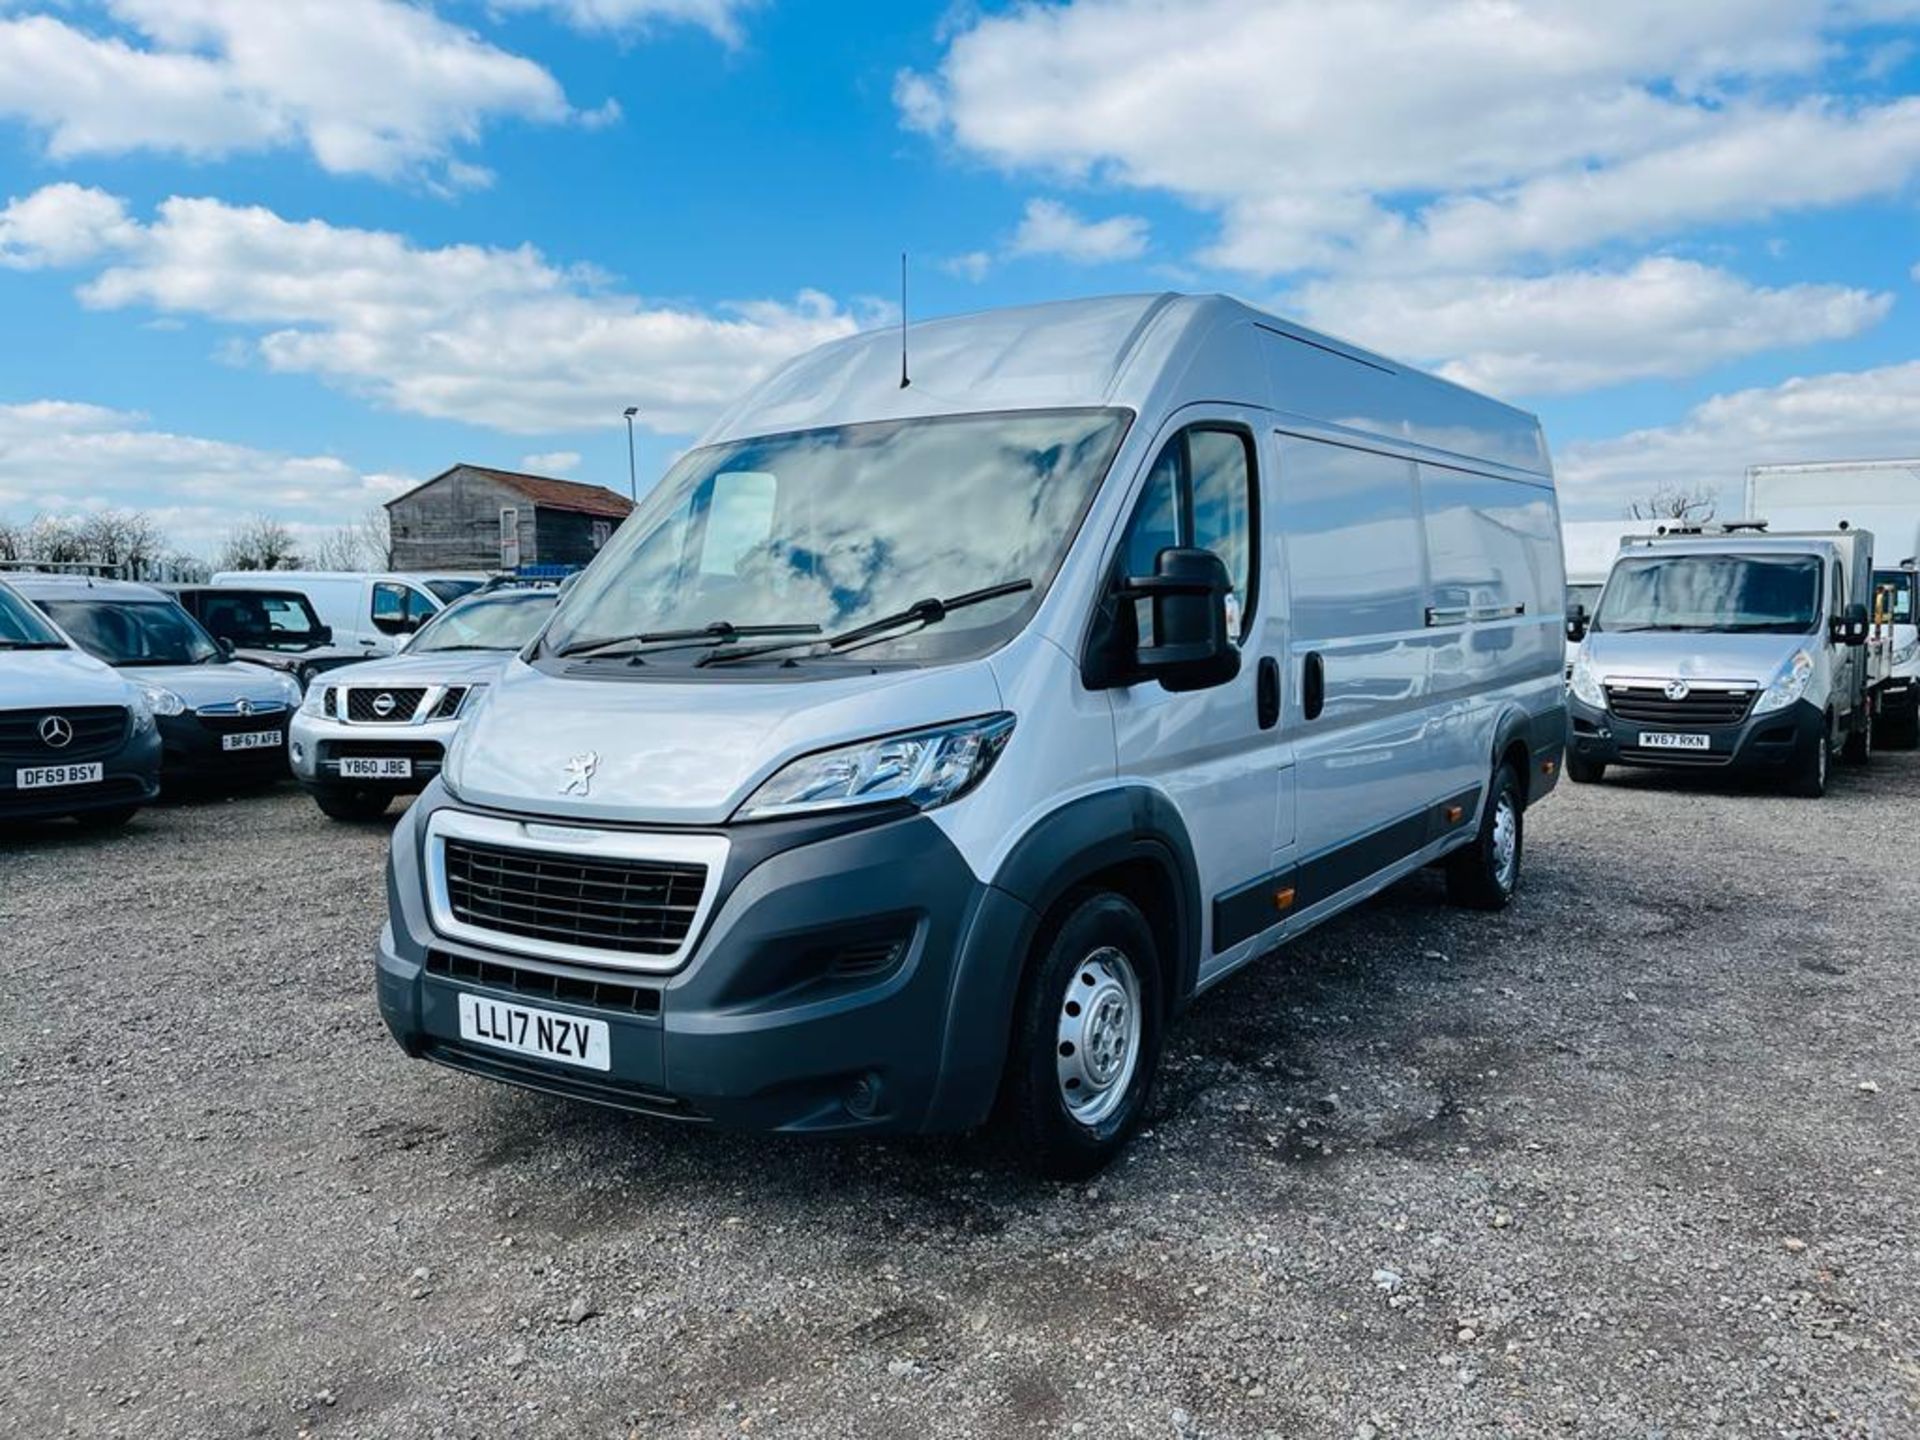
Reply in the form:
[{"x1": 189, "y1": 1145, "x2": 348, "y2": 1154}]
[
  {"x1": 209, "y1": 572, "x2": 450, "y2": 657},
  {"x1": 1565, "y1": 524, "x2": 1877, "y2": 796},
  {"x1": 377, "y1": 294, "x2": 1567, "y2": 1176}
]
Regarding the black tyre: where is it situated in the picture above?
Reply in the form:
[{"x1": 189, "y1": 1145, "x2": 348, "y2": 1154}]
[
  {"x1": 1843, "y1": 701, "x2": 1872, "y2": 765},
  {"x1": 71, "y1": 805, "x2": 139, "y2": 831},
  {"x1": 1566, "y1": 755, "x2": 1606, "y2": 784},
  {"x1": 1789, "y1": 724, "x2": 1830, "y2": 798},
  {"x1": 312, "y1": 785, "x2": 393, "y2": 822},
  {"x1": 1445, "y1": 762, "x2": 1523, "y2": 911},
  {"x1": 1004, "y1": 891, "x2": 1164, "y2": 1181}
]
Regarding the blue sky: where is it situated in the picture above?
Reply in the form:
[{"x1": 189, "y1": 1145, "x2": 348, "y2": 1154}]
[{"x1": 0, "y1": 0, "x2": 1916, "y2": 557}]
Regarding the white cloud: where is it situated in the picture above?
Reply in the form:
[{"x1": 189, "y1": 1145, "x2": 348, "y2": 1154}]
[
  {"x1": 19, "y1": 186, "x2": 867, "y2": 434},
  {"x1": 1008, "y1": 198, "x2": 1149, "y2": 264},
  {"x1": 0, "y1": 0, "x2": 573, "y2": 186},
  {"x1": 1557, "y1": 360, "x2": 1920, "y2": 517},
  {"x1": 519, "y1": 449, "x2": 581, "y2": 473},
  {"x1": 904, "y1": 0, "x2": 1920, "y2": 277},
  {"x1": 939, "y1": 250, "x2": 992, "y2": 283},
  {"x1": 1297, "y1": 258, "x2": 1893, "y2": 396},
  {"x1": 0, "y1": 399, "x2": 411, "y2": 556},
  {"x1": 491, "y1": 0, "x2": 762, "y2": 45},
  {"x1": 0, "y1": 182, "x2": 135, "y2": 268}
]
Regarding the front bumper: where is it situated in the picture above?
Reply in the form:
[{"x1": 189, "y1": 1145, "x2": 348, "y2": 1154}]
[
  {"x1": 376, "y1": 787, "x2": 1033, "y2": 1136},
  {"x1": 1567, "y1": 692, "x2": 1824, "y2": 774},
  {"x1": 0, "y1": 726, "x2": 161, "y2": 821},
  {"x1": 290, "y1": 710, "x2": 454, "y2": 793},
  {"x1": 156, "y1": 710, "x2": 291, "y2": 780},
  {"x1": 1875, "y1": 674, "x2": 1918, "y2": 719}
]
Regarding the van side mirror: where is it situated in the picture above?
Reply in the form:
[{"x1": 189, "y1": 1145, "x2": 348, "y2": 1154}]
[
  {"x1": 1565, "y1": 604, "x2": 1589, "y2": 643},
  {"x1": 1118, "y1": 547, "x2": 1242, "y2": 693},
  {"x1": 1831, "y1": 601, "x2": 1869, "y2": 646},
  {"x1": 313, "y1": 623, "x2": 333, "y2": 645},
  {"x1": 216, "y1": 636, "x2": 236, "y2": 657}
]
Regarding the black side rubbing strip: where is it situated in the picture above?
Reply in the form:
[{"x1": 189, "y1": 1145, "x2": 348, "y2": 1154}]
[{"x1": 1209, "y1": 787, "x2": 1483, "y2": 952}]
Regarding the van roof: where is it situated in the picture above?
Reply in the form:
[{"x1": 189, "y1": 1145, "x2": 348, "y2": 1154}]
[
  {"x1": 699, "y1": 292, "x2": 1550, "y2": 477},
  {"x1": 5, "y1": 573, "x2": 170, "y2": 602}
]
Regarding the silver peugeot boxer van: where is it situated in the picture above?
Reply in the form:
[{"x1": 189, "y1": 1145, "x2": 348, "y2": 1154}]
[{"x1": 377, "y1": 294, "x2": 1567, "y2": 1175}]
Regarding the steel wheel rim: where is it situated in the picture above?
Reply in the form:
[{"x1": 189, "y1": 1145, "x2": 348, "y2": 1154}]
[
  {"x1": 1492, "y1": 791, "x2": 1519, "y2": 890},
  {"x1": 1056, "y1": 946, "x2": 1142, "y2": 1127}
]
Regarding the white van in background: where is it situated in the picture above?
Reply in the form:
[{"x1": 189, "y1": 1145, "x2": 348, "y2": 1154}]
[
  {"x1": 375, "y1": 293, "x2": 1568, "y2": 1177},
  {"x1": 210, "y1": 571, "x2": 448, "y2": 656}
]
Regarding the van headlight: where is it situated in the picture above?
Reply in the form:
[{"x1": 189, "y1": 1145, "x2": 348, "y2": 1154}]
[
  {"x1": 1895, "y1": 636, "x2": 1919, "y2": 667},
  {"x1": 1568, "y1": 654, "x2": 1605, "y2": 709},
  {"x1": 142, "y1": 685, "x2": 186, "y2": 717},
  {"x1": 1753, "y1": 649, "x2": 1815, "y2": 715},
  {"x1": 130, "y1": 694, "x2": 154, "y2": 733},
  {"x1": 734, "y1": 714, "x2": 1015, "y2": 821}
]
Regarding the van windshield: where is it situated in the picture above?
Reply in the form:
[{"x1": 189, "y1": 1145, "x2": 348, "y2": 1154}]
[
  {"x1": 1874, "y1": 569, "x2": 1913, "y2": 624},
  {"x1": 543, "y1": 408, "x2": 1131, "y2": 667},
  {"x1": 1596, "y1": 553, "x2": 1822, "y2": 635},
  {"x1": 0, "y1": 587, "x2": 67, "y2": 649},
  {"x1": 38, "y1": 598, "x2": 224, "y2": 666}
]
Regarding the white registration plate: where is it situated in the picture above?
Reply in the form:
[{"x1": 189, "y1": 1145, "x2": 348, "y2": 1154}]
[
  {"x1": 16, "y1": 762, "x2": 104, "y2": 789},
  {"x1": 222, "y1": 729, "x2": 283, "y2": 752},
  {"x1": 1640, "y1": 731, "x2": 1710, "y2": 751},
  {"x1": 339, "y1": 756, "x2": 412, "y2": 779},
  {"x1": 457, "y1": 993, "x2": 610, "y2": 1071}
]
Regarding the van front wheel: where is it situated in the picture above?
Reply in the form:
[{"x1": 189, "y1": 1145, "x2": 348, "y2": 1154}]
[
  {"x1": 1446, "y1": 763, "x2": 1523, "y2": 911},
  {"x1": 1004, "y1": 891, "x2": 1163, "y2": 1181}
]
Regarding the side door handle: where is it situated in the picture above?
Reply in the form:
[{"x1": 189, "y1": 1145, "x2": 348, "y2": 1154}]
[
  {"x1": 1303, "y1": 651, "x2": 1325, "y2": 721},
  {"x1": 1257, "y1": 656, "x2": 1280, "y2": 730}
]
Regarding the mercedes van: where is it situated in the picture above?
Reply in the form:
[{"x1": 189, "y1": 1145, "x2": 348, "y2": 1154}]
[
  {"x1": 0, "y1": 577, "x2": 161, "y2": 828},
  {"x1": 1565, "y1": 525, "x2": 1877, "y2": 796},
  {"x1": 376, "y1": 294, "x2": 1567, "y2": 1176}
]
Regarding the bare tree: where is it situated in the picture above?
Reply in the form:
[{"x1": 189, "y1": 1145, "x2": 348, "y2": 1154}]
[
  {"x1": 0, "y1": 519, "x2": 23, "y2": 562},
  {"x1": 24, "y1": 515, "x2": 88, "y2": 563},
  {"x1": 1628, "y1": 482, "x2": 1717, "y2": 526},
  {"x1": 161, "y1": 551, "x2": 212, "y2": 583},
  {"x1": 75, "y1": 509, "x2": 167, "y2": 575},
  {"x1": 219, "y1": 514, "x2": 302, "y2": 572},
  {"x1": 309, "y1": 505, "x2": 392, "y2": 571}
]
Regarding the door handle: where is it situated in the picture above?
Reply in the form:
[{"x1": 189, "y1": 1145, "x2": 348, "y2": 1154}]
[
  {"x1": 1303, "y1": 651, "x2": 1325, "y2": 721},
  {"x1": 1257, "y1": 656, "x2": 1280, "y2": 730}
]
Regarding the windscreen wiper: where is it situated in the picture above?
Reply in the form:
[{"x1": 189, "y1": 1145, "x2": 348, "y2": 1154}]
[
  {"x1": 0, "y1": 640, "x2": 65, "y2": 651},
  {"x1": 698, "y1": 579, "x2": 1035, "y2": 667},
  {"x1": 555, "y1": 620, "x2": 821, "y2": 661}
]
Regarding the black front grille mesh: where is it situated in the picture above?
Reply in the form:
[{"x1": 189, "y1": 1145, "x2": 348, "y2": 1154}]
[
  {"x1": 0, "y1": 706, "x2": 128, "y2": 762},
  {"x1": 431, "y1": 686, "x2": 469, "y2": 719},
  {"x1": 1606, "y1": 685, "x2": 1757, "y2": 728},
  {"x1": 443, "y1": 839, "x2": 706, "y2": 956},
  {"x1": 346, "y1": 687, "x2": 425, "y2": 723}
]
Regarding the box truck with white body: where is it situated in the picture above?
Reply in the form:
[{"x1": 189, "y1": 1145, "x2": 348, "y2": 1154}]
[{"x1": 1747, "y1": 460, "x2": 1920, "y2": 747}]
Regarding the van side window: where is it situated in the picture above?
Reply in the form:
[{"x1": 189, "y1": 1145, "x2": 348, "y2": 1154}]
[
  {"x1": 371, "y1": 582, "x2": 407, "y2": 629},
  {"x1": 1118, "y1": 426, "x2": 1256, "y2": 641}
]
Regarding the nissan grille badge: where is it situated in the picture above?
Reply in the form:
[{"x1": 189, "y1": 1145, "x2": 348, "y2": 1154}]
[
  {"x1": 1664, "y1": 679, "x2": 1691, "y2": 701},
  {"x1": 371, "y1": 692, "x2": 397, "y2": 718},
  {"x1": 38, "y1": 715, "x2": 74, "y2": 749},
  {"x1": 561, "y1": 751, "x2": 599, "y2": 797}
]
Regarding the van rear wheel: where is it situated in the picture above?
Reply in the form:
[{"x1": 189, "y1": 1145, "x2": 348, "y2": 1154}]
[
  {"x1": 1004, "y1": 891, "x2": 1163, "y2": 1181},
  {"x1": 1445, "y1": 762, "x2": 1523, "y2": 911}
]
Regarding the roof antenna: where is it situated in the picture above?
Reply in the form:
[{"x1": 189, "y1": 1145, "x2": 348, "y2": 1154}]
[{"x1": 899, "y1": 251, "x2": 911, "y2": 390}]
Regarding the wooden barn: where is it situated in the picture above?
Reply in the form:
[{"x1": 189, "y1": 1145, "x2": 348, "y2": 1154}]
[{"x1": 385, "y1": 464, "x2": 634, "y2": 572}]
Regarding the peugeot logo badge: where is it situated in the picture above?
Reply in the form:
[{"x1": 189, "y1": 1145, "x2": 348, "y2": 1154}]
[
  {"x1": 371, "y1": 692, "x2": 397, "y2": 717},
  {"x1": 561, "y1": 751, "x2": 599, "y2": 797},
  {"x1": 38, "y1": 715, "x2": 73, "y2": 749},
  {"x1": 1664, "y1": 679, "x2": 1691, "y2": 701}
]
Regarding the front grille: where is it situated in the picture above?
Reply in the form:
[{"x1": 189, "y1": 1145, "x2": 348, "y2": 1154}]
[
  {"x1": 1606, "y1": 685, "x2": 1756, "y2": 728},
  {"x1": 0, "y1": 706, "x2": 128, "y2": 762},
  {"x1": 193, "y1": 705, "x2": 289, "y2": 735},
  {"x1": 345, "y1": 687, "x2": 426, "y2": 724},
  {"x1": 430, "y1": 686, "x2": 468, "y2": 719},
  {"x1": 443, "y1": 839, "x2": 707, "y2": 957},
  {"x1": 427, "y1": 950, "x2": 662, "y2": 1014}
]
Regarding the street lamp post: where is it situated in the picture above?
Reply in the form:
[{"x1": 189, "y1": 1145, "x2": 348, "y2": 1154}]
[{"x1": 622, "y1": 406, "x2": 639, "y2": 502}]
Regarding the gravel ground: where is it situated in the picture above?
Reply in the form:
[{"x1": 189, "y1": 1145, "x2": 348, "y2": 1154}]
[{"x1": 2, "y1": 758, "x2": 1918, "y2": 1440}]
